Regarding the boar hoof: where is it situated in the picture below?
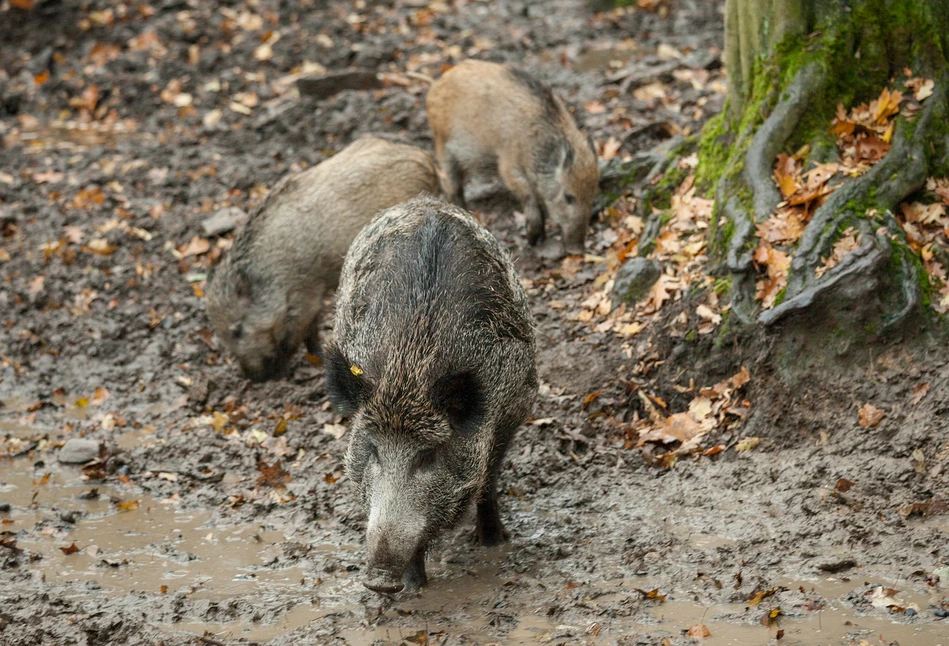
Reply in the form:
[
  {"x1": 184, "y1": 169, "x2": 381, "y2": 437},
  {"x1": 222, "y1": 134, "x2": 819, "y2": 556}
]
[{"x1": 476, "y1": 504, "x2": 510, "y2": 547}]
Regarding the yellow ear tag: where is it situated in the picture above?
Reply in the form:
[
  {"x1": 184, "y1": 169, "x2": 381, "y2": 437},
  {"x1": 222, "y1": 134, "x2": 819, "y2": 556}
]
[{"x1": 350, "y1": 365, "x2": 363, "y2": 376}]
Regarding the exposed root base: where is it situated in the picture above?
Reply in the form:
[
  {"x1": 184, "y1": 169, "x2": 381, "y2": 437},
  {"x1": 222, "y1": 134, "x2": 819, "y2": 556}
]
[{"x1": 719, "y1": 71, "x2": 948, "y2": 329}]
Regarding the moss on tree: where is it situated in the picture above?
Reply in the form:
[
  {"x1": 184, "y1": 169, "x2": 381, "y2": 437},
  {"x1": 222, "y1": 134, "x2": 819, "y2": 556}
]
[{"x1": 700, "y1": 0, "x2": 949, "y2": 329}]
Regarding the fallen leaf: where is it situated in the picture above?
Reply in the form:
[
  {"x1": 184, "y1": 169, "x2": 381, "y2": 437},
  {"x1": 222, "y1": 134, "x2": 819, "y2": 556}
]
[
  {"x1": 638, "y1": 412, "x2": 705, "y2": 446},
  {"x1": 60, "y1": 543, "x2": 80, "y2": 555},
  {"x1": 85, "y1": 239, "x2": 118, "y2": 256},
  {"x1": 911, "y1": 382, "x2": 930, "y2": 406},
  {"x1": 736, "y1": 437, "x2": 760, "y2": 452},
  {"x1": 748, "y1": 588, "x2": 777, "y2": 605},
  {"x1": 857, "y1": 403, "x2": 886, "y2": 428},
  {"x1": 256, "y1": 460, "x2": 291, "y2": 488},
  {"x1": 835, "y1": 478, "x2": 855, "y2": 492},
  {"x1": 115, "y1": 500, "x2": 139, "y2": 512},
  {"x1": 686, "y1": 624, "x2": 711, "y2": 638},
  {"x1": 636, "y1": 588, "x2": 667, "y2": 601},
  {"x1": 28, "y1": 275, "x2": 45, "y2": 294},
  {"x1": 180, "y1": 236, "x2": 210, "y2": 258},
  {"x1": 582, "y1": 390, "x2": 601, "y2": 409}
]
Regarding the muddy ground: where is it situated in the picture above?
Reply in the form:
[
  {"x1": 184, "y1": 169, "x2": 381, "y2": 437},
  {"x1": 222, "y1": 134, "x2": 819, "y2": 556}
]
[{"x1": 1, "y1": 0, "x2": 948, "y2": 644}]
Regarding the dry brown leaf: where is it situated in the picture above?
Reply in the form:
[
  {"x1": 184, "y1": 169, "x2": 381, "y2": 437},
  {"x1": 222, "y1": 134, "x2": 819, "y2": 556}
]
[
  {"x1": 600, "y1": 136, "x2": 622, "y2": 162},
  {"x1": 638, "y1": 412, "x2": 705, "y2": 446},
  {"x1": 686, "y1": 624, "x2": 711, "y2": 638},
  {"x1": 911, "y1": 382, "x2": 930, "y2": 406},
  {"x1": 753, "y1": 244, "x2": 790, "y2": 308},
  {"x1": 85, "y1": 239, "x2": 118, "y2": 256},
  {"x1": 60, "y1": 542, "x2": 80, "y2": 555},
  {"x1": 815, "y1": 228, "x2": 861, "y2": 278},
  {"x1": 256, "y1": 460, "x2": 291, "y2": 488},
  {"x1": 757, "y1": 211, "x2": 806, "y2": 244},
  {"x1": 91, "y1": 386, "x2": 110, "y2": 405},
  {"x1": 857, "y1": 403, "x2": 886, "y2": 428},
  {"x1": 180, "y1": 236, "x2": 211, "y2": 257}
]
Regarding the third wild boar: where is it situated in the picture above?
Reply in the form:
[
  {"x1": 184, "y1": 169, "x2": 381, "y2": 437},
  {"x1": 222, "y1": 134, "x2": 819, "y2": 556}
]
[
  {"x1": 206, "y1": 136, "x2": 439, "y2": 381},
  {"x1": 324, "y1": 196, "x2": 537, "y2": 594},
  {"x1": 426, "y1": 59, "x2": 599, "y2": 254}
]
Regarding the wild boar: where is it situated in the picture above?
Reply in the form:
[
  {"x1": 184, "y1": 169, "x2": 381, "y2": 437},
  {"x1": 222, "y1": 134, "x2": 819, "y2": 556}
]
[
  {"x1": 426, "y1": 59, "x2": 599, "y2": 254},
  {"x1": 324, "y1": 196, "x2": 537, "y2": 594},
  {"x1": 206, "y1": 136, "x2": 439, "y2": 381}
]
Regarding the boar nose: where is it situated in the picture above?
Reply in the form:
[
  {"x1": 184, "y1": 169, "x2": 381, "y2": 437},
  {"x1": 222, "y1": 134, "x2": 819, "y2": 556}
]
[{"x1": 363, "y1": 568, "x2": 405, "y2": 594}]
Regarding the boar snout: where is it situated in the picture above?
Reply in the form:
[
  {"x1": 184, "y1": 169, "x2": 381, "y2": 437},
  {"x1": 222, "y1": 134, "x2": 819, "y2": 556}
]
[
  {"x1": 364, "y1": 516, "x2": 425, "y2": 594},
  {"x1": 363, "y1": 566, "x2": 405, "y2": 594},
  {"x1": 240, "y1": 359, "x2": 285, "y2": 383}
]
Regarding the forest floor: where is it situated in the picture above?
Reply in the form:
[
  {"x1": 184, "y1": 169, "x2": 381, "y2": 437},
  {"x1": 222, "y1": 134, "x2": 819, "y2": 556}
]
[{"x1": 1, "y1": 0, "x2": 948, "y2": 645}]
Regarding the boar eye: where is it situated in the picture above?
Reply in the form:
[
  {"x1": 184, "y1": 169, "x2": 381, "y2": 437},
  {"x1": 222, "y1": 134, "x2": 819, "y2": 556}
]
[
  {"x1": 229, "y1": 323, "x2": 243, "y2": 340},
  {"x1": 413, "y1": 448, "x2": 437, "y2": 472},
  {"x1": 564, "y1": 193, "x2": 577, "y2": 205}
]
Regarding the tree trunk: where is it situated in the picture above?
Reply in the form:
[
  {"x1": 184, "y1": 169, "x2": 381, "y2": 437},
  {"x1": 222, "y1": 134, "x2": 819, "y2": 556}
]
[{"x1": 703, "y1": 0, "x2": 949, "y2": 328}]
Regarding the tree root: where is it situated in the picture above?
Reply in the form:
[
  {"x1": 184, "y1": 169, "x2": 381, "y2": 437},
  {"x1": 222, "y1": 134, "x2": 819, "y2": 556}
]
[
  {"x1": 744, "y1": 62, "x2": 827, "y2": 219},
  {"x1": 716, "y1": 63, "x2": 826, "y2": 323},
  {"x1": 760, "y1": 86, "x2": 947, "y2": 328}
]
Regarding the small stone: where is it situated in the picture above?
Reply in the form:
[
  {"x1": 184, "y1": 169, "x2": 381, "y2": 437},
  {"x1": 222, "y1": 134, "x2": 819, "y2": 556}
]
[
  {"x1": 903, "y1": 607, "x2": 918, "y2": 617},
  {"x1": 60, "y1": 510, "x2": 79, "y2": 524},
  {"x1": 58, "y1": 438, "x2": 102, "y2": 464},
  {"x1": 201, "y1": 207, "x2": 248, "y2": 237},
  {"x1": 296, "y1": 70, "x2": 382, "y2": 100},
  {"x1": 0, "y1": 503, "x2": 10, "y2": 513},
  {"x1": 188, "y1": 374, "x2": 213, "y2": 407},
  {"x1": 612, "y1": 258, "x2": 661, "y2": 304}
]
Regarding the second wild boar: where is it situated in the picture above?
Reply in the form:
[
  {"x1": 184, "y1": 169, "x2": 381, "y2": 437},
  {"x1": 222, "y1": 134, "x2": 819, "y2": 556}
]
[
  {"x1": 205, "y1": 136, "x2": 439, "y2": 381},
  {"x1": 325, "y1": 196, "x2": 538, "y2": 594},
  {"x1": 426, "y1": 59, "x2": 599, "y2": 254}
]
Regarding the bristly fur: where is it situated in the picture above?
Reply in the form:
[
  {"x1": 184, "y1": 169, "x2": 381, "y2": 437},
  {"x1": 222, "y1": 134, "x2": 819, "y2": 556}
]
[
  {"x1": 506, "y1": 67, "x2": 564, "y2": 125},
  {"x1": 204, "y1": 136, "x2": 439, "y2": 381},
  {"x1": 426, "y1": 59, "x2": 599, "y2": 254},
  {"x1": 327, "y1": 196, "x2": 537, "y2": 592}
]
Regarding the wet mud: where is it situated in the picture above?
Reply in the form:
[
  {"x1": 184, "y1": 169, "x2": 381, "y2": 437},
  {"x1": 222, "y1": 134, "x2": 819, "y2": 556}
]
[{"x1": 1, "y1": 0, "x2": 948, "y2": 644}]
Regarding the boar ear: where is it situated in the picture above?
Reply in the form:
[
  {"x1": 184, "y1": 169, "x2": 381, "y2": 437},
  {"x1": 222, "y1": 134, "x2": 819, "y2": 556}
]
[
  {"x1": 432, "y1": 371, "x2": 485, "y2": 435},
  {"x1": 324, "y1": 343, "x2": 370, "y2": 416}
]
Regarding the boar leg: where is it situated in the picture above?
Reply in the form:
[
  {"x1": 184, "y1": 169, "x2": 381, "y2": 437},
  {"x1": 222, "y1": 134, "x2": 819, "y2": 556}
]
[
  {"x1": 499, "y1": 159, "x2": 544, "y2": 245},
  {"x1": 402, "y1": 545, "x2": 428, "y2": 591},
  {"x1": 304, "y1": 318, "x2": 321, "y2": 355},
  {"x1": 476, "y1": 430, "x2": 514, "y2": 546},
  {"x1": 522, "y1": 196, "x2": 546, "y2": 247},
  {"x1": 439, "y1": 152, "x2": 467, "y2": 209}
]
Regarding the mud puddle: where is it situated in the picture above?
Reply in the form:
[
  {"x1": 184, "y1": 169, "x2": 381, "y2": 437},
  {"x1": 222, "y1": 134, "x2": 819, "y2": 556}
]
[
  {"x1": 0, "y1": 456, "x2": 362, "y2": 639},
  {"x1": 2, "y1": 453, "x2": 945, "y2": 644}
]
